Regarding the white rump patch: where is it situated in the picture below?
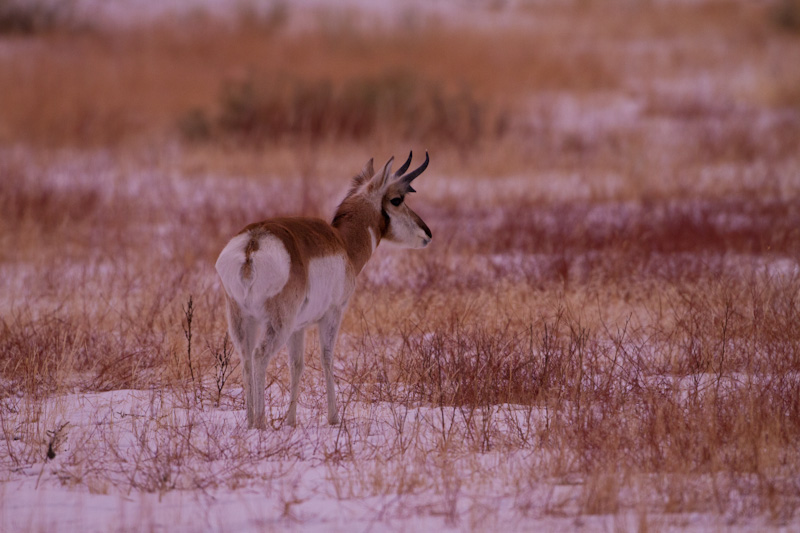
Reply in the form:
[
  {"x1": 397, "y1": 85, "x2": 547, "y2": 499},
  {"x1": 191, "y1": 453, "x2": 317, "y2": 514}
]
[
  {"x1": 295, "y1": 254, "x2": 348, "y2": 328},
  {"x1": 215, "y1": 232, "x2": 291, "y2": 317}
]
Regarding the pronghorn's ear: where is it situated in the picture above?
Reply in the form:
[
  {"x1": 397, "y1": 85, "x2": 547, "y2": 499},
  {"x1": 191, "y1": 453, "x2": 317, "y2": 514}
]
[
  {"x1": 372, "y1": 156, "x2": 394, "y2": 189},
  {"x1": 361, "y1": 158, "x2": 374, "y2": 179},
  {"x1": 352, "y1": 158, "x2": 375, "y2": 188}
]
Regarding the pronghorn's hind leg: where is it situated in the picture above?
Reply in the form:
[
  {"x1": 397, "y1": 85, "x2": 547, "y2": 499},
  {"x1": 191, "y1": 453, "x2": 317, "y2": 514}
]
[
  {"x1": 225, "y1": 298, "x2": 259, "y2": 428},
  {"x1": 318, "y1": 308, "x2": 344, "y2": 425},
  {"x1": 285, "y1": 329, "x2": 306, "y2": 427},
  {"x1": 250, "y1": 319, "x2": 293, "y2": 429}
]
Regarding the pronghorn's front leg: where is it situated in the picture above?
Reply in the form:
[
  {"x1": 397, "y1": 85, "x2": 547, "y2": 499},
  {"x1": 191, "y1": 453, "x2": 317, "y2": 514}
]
[
  {"x1": 285, "y1": 329, "x2": 306, "y2": 427},
  {"x1": 318, "y1": 308, "x2": 344, "y2": 425}
]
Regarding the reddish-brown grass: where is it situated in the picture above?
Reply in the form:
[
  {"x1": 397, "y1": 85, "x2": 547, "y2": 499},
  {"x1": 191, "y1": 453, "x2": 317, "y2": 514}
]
[{"x1": 2, "y1": 0, "x2": 800, "y2": 527}]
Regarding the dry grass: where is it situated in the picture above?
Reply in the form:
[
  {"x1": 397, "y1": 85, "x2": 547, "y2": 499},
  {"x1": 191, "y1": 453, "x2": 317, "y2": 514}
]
[
  {"x1": 3, "y1": 146, "x2": 799, "y2": 526},
  {"x1": 2, "y1": 1, "x2": 794, "y2": 148},
  {"x1": 2, "y1": 0, "x2": 800, "y2": 529},
  {"x1": 0, "y1": 0, "x2": 83, "y2": 35}
]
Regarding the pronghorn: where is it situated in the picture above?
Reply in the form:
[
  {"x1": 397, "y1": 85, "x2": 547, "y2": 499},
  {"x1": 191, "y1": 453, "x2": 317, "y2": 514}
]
[{"x1": 215, "y1": 152, "x2": 431, "y2": 429}]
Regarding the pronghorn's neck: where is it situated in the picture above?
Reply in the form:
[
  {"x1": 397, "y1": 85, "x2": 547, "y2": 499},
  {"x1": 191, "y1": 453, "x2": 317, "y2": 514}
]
[{"x1": 331, "y1": 196, "x2": 383, "y2": 275}]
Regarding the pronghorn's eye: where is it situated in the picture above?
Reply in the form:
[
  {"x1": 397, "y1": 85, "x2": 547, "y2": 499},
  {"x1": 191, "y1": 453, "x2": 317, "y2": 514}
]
[{"x1": 390, "y1": 197, "x2": 403, "y2": 207}]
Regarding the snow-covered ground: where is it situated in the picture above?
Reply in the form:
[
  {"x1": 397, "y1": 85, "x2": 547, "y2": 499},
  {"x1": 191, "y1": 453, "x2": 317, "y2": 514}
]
[
  {"x1": 0, "y1": 389, "x2": 574, "y2": 532},
  {"x1": 66, "y1": 0, "x2": 529, "y2": 29},
  {"x1": 1, "y1": 388, "x2": 788, "y2": 532}
]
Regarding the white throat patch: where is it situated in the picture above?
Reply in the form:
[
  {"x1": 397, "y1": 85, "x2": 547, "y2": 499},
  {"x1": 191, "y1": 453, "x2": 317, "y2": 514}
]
[{"x1": 368, "y1": 227, "x2": 377, "y2": 253}]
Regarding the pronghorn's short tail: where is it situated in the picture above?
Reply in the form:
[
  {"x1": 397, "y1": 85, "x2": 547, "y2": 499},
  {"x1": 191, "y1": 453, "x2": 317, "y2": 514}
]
[{"x1": 215, "y1": 232, "x2": 291, "y2": 316}]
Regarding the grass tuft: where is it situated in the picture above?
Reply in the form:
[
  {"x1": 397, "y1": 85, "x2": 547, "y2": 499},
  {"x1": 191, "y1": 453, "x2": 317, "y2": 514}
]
[
  {"x1": 0, "y1": 0, "x2": 80, "y2": 35},
  {"x1": 772, "y1": 0, "x2": 800, "y2": 33},
  {"x1": 180, "y1": 71, "x2": 505, "y2": 148}
]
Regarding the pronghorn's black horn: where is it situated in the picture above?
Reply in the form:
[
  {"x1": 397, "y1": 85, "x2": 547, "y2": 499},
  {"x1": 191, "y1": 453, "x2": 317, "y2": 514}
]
[
  {"x1": 395, "y1": 151, "x2": 413, "y2": 177},
  {"x1": 399, "y1": 151, "x2": 429, "y2": 192}
]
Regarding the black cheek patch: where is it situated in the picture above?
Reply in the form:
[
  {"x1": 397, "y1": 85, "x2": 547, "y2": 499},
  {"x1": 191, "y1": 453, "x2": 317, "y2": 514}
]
[{"x1": 380, "y1": 209, "x2": 390, "y2": 234}]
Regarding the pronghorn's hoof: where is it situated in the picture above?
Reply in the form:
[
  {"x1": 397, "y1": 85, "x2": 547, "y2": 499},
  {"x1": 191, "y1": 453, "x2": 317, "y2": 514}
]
[
  {"x1": 328, "y1": 414, "x2": 340, "y2": 426},
  {"x1": 248, "y1": 418, "x2": 267, "y2": 430}
]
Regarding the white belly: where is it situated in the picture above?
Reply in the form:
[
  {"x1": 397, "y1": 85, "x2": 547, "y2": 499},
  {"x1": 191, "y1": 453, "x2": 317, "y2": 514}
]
[{"x1": 295, "y1": 254, "x2": 349, "y2": 328}]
